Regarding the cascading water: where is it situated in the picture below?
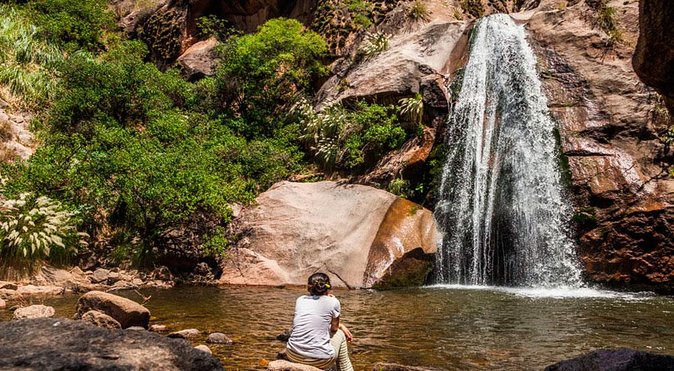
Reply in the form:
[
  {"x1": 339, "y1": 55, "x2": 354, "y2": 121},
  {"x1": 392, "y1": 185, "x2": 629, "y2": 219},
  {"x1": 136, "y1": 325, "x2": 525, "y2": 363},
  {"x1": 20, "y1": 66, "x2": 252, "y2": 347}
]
[{"x1": 434, "y1": 14, "x2": 582, "y2": 287}]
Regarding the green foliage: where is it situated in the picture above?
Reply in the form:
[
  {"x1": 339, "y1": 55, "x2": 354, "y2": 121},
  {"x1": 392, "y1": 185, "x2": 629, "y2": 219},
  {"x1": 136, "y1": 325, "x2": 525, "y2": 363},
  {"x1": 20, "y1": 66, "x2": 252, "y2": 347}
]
[
  {"x1": 664, "y1": 128, "x2": 674, "y2": 145},
  {"x1": 214, "y1": 18, "x2": 328, "y2": 138},
  {"x1": 388, "y1": 177, "x2": 410, "y2": 198},
  {"x1": 297, "y1": 100, "x2": 406, "y2": 173},
  {"x1": 347, "y1": 0, "x2": 373, "y2": 29},
  {"x1": 399, "y1": 93, "x2": 424, "y2": 127},
  {"x1": 0, "y1": 4, "x2": 63, "y2": 105},
  {"x1": 461, "y1": 0, "x2": 484, "y2": 18},
  {"x1": 408, "y1": 0, "x2": 430, "y2": 22},
  {"x1": 196, "y1": 15, "x2": 240, "y2": 41},
  {"x1": 27, "y1": 0, "x2": 115, "y2": 52},
  {"x1": 596, "y1": 3, "x2": 623, "y2": 46},
  {"x1": 358, "y1": 32, "x2": 390, "y2": 60},
  {"x1": 0, "y1": 192, "x2": 85, "y2": 277}
]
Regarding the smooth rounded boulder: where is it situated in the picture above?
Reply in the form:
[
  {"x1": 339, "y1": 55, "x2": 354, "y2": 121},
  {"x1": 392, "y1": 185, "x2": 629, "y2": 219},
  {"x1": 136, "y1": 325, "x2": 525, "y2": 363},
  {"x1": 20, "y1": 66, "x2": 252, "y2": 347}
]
[
  {"x1": 220, "y1": 181, "x2": 439, "y2": 289},
  {"x1": 75, "y1": 291, "x2": 150, "y2": 329}
]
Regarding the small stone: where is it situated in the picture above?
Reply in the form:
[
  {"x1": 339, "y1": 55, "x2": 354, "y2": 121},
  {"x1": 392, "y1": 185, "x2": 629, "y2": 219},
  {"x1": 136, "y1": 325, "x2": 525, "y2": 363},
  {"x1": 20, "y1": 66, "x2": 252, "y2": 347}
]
[
  {"x1": 126, "y1": 326, "x2": 146, "y2": 331},
  {"x1": 150, "y1": 324, "x2": 167, "y2": 333},
  {"x1": 13, "y1": 305, "x2": 55, "y2": 319},
  {"x1": 132, "y1": 278, "x2": 144, "y2": 286},
  {"x1": 107, "y1": 272, "x2": 121, "y2": 283},
  {"x1": 207, "y1": 332, "x2": 232, "y2": 345},
  {"x1": 0, "y1": 298, "x2": 6, "y2": 308},
  {"x1": 70, "y1": 267, "x2": 85, "y2": 276},
  {"x1": 81, "y1": 310, "x2": 121, "y2": 329},
  {"x1": 168, "y1": 328, "x2": 200, "y2": 339},
  {"x1": 194, "y1": 345, "x2": 212, "y2": 355},
  {"x1": 92, "y1": 269, "x2": 111, "y2": 283},
  {"x1": 17, "y1": 285, "x2": 63, "y2": 295}
]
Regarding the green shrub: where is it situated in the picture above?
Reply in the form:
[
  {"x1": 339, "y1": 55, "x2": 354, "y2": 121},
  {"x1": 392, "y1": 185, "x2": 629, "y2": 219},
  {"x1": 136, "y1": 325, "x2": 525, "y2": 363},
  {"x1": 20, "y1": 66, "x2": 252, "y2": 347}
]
[
  {"x1": 0, "y1": 4, "x2": 63, "y2": 105},
  {"x1": 408, "y1": 0, "x2": 430, "y2": 22},
  {"x1": 215, "y1": 18, "x2": 328, "y2": 138},
  {"x1": 297, "y1": 100, "x2": 407, "y2": 173},
  {"x1": 27, "y1": 0, "x2": 116, "y2": 52}
]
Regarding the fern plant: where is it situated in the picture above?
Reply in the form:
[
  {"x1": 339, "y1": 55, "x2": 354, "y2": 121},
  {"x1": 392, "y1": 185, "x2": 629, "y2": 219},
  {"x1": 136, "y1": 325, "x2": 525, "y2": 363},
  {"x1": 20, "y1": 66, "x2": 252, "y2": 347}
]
[
  {"x1": 0, "y1": 192, "x2": 86, "y2": 276},
  {"x1": 358, "y1": 32, "x2": 390, "y2": 60}
]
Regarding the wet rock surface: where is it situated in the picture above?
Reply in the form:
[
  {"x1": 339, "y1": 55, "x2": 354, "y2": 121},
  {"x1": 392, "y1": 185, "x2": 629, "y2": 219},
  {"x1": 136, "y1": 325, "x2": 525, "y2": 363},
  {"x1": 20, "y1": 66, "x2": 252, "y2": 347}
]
[
  {"x1": 221, "y1": 181, "x2": 439, "y2": 288},
  {"x1": 0, "y1": 318, "x2": 224, "y2": 370},
  {"x1": 545, "y1": 348, "x2": 674, "y2": 371},
  {"x1": 75, "y1": 291, "x2": 151, "y2": 329},
  {"x1": 525, "y1": 0, "x2": 674, "y2": 291}
]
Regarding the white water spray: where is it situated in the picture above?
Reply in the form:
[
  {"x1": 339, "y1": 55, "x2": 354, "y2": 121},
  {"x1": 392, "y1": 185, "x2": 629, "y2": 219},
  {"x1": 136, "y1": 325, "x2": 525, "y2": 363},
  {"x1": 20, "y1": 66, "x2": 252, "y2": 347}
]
[{"x1": 434, "y1": 14, "x2": 582, "y2": 287}]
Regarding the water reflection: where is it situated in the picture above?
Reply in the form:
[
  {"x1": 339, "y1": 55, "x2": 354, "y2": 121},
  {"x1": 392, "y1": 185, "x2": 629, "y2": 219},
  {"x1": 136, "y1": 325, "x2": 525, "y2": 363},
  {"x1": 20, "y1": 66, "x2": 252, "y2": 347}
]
[{"x1": 5, "y1": 286, "x2": 674, "y2": 370}]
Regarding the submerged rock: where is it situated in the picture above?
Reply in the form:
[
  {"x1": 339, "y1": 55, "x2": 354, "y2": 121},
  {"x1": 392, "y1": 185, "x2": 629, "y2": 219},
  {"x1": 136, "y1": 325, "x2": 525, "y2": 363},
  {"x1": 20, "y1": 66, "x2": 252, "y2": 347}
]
[
  {"x1": 207, "y1": 332, "x2": 233, "y2": 345},
  {"x1": 545, "y1": 348, "x2": 674, "y2": 371},
  {"x1": 220, "y1": 181, "x2": 439, "y2": 289},
  {"x1": 0, "y1": 318, "x2": 223, "y2": 370},
  {"x1": 168, "y1": 328, "x2": 200, "y2": 339},
  {"x1": 150, "y1": 324, "x2": 168, "y2": 333},
  {"x1": 12, "y1": 305, "x2": 55, "y2": 320},
  {"x1": 75, "y1": 291, "x2": 151, "y2": 329}
]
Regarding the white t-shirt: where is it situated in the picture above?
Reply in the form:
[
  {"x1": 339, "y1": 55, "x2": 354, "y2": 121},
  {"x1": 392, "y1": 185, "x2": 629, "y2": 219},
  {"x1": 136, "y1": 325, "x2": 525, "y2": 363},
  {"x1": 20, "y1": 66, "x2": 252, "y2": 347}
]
[{"x1": 287, "y1": 295, "x2": 341, "y2": 359}]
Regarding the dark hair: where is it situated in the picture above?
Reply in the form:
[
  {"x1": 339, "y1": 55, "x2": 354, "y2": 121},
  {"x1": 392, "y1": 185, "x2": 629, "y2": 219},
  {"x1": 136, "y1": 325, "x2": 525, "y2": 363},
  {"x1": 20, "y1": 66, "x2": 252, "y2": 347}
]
[{"x1": 307, "y1": 272, "x2": 332, "y2": 296}]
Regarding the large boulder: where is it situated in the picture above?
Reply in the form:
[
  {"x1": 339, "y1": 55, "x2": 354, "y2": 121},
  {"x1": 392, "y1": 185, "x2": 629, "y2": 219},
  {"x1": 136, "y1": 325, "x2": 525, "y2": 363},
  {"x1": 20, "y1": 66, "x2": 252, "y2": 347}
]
[
  {"x1": 75, "y1": 291, "x2": 151, "y2": 329},
  {"x1": 177, "y1": 37, "x2": 219, "y2": 80},
  {"x1": 220, "y1": 181, "x2": 440, "y2": 289},
  {"x1": 12, "y1": 305, "x2": 55, "y2": 320},
  {"x1": 0, "y1": 318, "x2": 223, "y2": 370},
  {"x1": 633, "y1": 0, "x2": 674, "y2": 113},
  {"x1": 545, "y1": 348, "x2": 674, "y2": 371}
]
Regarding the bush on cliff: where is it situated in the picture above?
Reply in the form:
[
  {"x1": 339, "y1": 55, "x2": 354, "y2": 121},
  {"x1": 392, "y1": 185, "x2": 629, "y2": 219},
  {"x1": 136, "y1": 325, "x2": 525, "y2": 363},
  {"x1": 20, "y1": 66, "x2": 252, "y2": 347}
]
[{"x1": 209, "y1": 18, "x2": 328, "y2": 139}]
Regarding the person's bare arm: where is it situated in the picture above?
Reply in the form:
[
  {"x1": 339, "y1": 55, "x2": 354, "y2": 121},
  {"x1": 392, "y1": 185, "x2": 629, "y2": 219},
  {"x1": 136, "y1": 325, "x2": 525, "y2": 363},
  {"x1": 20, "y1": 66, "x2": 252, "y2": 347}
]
[{"x1": 331, "y1": 316, "x2": 340, "y2": 332}]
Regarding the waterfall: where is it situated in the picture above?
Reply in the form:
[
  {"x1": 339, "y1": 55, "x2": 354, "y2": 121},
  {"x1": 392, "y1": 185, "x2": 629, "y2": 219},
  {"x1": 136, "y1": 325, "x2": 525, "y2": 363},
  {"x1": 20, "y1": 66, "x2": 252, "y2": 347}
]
[{"x1": 434, "y1": 14, "x2": 582, "y2": 287}]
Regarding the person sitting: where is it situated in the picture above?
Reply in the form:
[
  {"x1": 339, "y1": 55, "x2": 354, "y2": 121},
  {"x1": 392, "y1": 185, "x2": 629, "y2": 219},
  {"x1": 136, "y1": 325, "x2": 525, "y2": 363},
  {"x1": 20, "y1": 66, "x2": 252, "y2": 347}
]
[{"x1": 285, "y1": 272, "x2": 354, "y2": 371}]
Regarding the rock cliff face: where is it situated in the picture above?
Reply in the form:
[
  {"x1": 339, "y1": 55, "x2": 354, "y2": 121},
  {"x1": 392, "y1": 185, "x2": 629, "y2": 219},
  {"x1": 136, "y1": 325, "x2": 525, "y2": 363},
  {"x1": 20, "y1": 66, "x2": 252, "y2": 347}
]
[
  {"x1": 312, "y1": 0, "x2": 673, "y2": 291},
  {"x1": 523, "y1": 0, "x2": 674, "y2": 291},
  {"x1": 633, "y1": 0, "x2": 674, "y2": 114},
  {"x1": 219, "y1": 181, "x2": 439, "y2": 288}
]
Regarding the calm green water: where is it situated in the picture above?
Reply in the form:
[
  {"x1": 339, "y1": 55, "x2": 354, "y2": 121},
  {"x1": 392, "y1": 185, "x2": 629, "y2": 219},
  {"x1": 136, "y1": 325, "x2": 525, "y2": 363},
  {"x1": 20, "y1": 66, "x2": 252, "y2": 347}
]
[{"x1": 5, "y1": 285, "x2": 674, "y2": 370}]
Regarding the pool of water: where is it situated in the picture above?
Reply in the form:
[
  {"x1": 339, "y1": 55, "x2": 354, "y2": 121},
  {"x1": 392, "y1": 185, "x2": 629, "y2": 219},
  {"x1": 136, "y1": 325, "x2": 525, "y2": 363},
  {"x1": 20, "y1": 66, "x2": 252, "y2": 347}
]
[{"x1": 5, "y1": 285, "x2": 674, "y2": 370}]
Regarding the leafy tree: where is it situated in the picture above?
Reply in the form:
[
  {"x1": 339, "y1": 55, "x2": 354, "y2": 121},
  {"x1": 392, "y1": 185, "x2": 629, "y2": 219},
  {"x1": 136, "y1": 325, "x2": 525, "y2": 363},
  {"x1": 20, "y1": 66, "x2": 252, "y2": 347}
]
[{"x1": 214, "y1": 18, "x2": 328, "y2": 138}]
